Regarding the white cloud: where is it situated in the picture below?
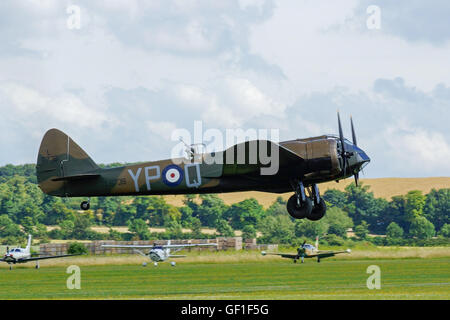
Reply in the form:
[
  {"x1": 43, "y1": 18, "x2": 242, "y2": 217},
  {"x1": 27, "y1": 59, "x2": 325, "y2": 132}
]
[
  {"x1": 354, "y1": 0, "x2": 450, "y2": 45},
  {"x1": 0, "y1": 1, "x2": 449, "y2": 180},
  {"x1": 146, "y1": 120, "x2": 178, "y2": 140},
  {"x1": 383, "y1": 123, "x2": 450, "y2": 176},
  {"x1": 173, "y1": 77, "x2": 286, "y2": 127},
  {"x1": 248, "y1": 0, "x2": 450, "y2": 93},
  {"x1": 0, "y1": 82, "x2": 110, "y2": 129}
]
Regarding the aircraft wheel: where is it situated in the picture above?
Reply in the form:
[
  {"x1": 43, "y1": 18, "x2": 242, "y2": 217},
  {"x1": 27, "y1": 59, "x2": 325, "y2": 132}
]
[
  {"x1": 80, "y1": 201, "x2": 90, "y2": 210},
  {"x1": 306, "y1": 199, "x2": 326, "y2": 221},
  {"x1": 287, "y1": 195, "x2": 312, "y2": 219}
]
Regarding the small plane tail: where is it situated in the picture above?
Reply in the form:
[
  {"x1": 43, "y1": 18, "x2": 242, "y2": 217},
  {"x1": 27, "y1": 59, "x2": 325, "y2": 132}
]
[
  {"x1": 36, "y1": 129, "x2": 100, "y2": 196},
  {"x1": 25, "y1": 234, "x2": 32, "y2": 253}
]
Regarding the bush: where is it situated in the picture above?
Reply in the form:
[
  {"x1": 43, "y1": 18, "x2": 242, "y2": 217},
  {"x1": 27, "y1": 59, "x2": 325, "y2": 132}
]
[
  {"x1": 294, "y1": 219, "x2": 329, "y2": 238},
  {"x1": 322, "y1": 207, "x2": 353, "y2": 238},
  {"x1": 242, "y1": 225, "x2": 256, "y2": 240},
  {"x1": 409, "y1": 216, "x2": 435, "y2": 239},
  {"x1": 322, "y1": 234, "x2": 345, "y2": 246},
  {"x1": 258, "y1": 215, "x2": 295, "y2": 244},
  {"x1": 369, "y1": 236, "x2": 386, "y2": 246},
  {"x1": 386, "y1": 222, "x2": 404, "y2": 239},
  {"x1": 354, "y1": 221, "x2": 369, "y2": 239},
  {"x1": 68, "y1": 242, "x2": 88, "y2": 255},
  {"x1": 215, "y1": 219, "x2": 235, "y2": 237},
  {"x1": 438, "y1": 224, "x2": 450, "y2": 238}
]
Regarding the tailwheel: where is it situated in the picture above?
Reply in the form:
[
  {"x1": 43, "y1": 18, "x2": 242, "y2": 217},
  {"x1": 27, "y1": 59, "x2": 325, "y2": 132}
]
[{"x1": 80, "y1": 200, "x2": 90, "y2": 211}]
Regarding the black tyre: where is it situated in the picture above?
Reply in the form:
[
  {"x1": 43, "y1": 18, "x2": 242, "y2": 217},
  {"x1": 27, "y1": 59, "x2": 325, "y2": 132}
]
[
  {"x1": 80, "y1": 201, "x2": 90, "y2": 210},
  {"x1": 287, "y1": 195, "x2": 312, "y2": 219},
  {"x1": 306, "y1": 198, "x2": 326, "y2": 221}
]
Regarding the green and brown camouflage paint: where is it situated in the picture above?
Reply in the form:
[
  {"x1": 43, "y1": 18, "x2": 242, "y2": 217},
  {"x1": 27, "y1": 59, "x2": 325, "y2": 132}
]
[{"x1": 36, "y1": 128, "x2": 343, "y2": 198}]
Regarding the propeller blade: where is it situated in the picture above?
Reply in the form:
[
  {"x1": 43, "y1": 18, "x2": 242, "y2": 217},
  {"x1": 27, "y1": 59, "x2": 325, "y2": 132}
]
[
  {"x1": 337, "y1": 111, "x2": 346, "y2": 174},
  {"x1": 350, "y1": 116, "x2": 357, "y2": 147},
  {"x1": 354, "y1": 172, "x2": 359, "y2": 187}
]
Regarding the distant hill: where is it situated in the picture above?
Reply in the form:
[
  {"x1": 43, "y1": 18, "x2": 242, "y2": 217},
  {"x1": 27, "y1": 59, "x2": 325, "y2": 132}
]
[
  {"x1": 163, "y1": 177, "x2": 450, "y2": 208},
  {"x1": 1, "y1": 164, "x2": 448, "y2": 208}
]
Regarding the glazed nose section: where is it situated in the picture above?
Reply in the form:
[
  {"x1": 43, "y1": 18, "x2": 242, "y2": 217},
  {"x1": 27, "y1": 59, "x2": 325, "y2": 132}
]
[{"x1": 354, "y1": 146, "x2": 370, "y2": 170}]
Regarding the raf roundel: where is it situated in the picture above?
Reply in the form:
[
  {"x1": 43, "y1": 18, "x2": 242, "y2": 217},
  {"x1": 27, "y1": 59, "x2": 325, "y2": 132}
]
[{"x1": 162, "y1": 165, "x2": 184, "y2": 187}]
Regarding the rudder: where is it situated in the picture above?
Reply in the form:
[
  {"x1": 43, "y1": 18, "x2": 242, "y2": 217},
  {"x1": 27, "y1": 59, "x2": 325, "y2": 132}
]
[{"x1": 36, "y1": 129, "x2": 99, "y2": 196}]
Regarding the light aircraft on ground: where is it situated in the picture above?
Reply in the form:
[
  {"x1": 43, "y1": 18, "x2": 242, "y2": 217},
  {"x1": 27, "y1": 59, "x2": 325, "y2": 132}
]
[
  {"x1": 0, "y1": 234, "x2": 80, "y2": 270},
  {"x1": 102, "y1": 240, "x2": 217, "y2": 266},
  {"x1": 36, "y1": 113, "x2": 370, "y2": 222},
  {"x1": 261, "y1": 237, "x2": 351, "y2": 263}
]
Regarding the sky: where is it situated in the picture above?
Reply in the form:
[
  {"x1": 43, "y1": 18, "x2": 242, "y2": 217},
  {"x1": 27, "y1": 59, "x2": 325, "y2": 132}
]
[{"x1": 1, "y1": 0, "x2": 449, "y2": 178}]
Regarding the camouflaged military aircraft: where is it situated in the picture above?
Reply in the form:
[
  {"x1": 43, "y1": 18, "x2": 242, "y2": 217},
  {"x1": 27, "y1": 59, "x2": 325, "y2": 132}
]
[
  {"x1": 261, "y1": 237, "x2": 351, "y2": 263},
  {"x1": 36, "y1": 113, "x2": 370, "y2": 221}
]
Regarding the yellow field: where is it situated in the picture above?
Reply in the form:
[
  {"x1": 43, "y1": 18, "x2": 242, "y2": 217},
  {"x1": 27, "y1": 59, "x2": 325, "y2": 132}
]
[{"x1": 163, "y1": 177, "x2": 450, "y2": 208}]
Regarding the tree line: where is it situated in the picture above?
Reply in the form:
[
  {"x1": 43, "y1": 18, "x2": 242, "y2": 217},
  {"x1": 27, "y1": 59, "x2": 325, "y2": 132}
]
[{"x1": 0, "y1": 164, "x2": 449, "y2": 247}]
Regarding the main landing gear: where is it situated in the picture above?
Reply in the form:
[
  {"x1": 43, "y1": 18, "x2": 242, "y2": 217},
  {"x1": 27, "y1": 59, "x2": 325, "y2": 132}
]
[
  {"x1": 80, "y1": 198, "x2": 90, "y2": 211},
  {"x1": 287, "y1": 181, "x2": 326, "y2": 221}
]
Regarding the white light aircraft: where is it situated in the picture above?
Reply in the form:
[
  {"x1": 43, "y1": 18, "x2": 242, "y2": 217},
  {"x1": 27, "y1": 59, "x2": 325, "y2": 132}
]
[
  {"x1": 102, "y1": 240, "x2": 218, "y2": 266},
  {"x1": 1, "y1": 235, "x2": 80, "y2": 270}
]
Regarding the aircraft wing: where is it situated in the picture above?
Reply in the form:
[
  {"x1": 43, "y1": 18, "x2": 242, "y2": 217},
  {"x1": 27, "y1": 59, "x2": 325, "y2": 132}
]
[
  {"x1": 262, "y1": 252, "x2": 298, "y2": 259},
  {"x1": 16, "y1": 253, "x2": 81, "y2": 262},
  {"x1": 102, "y1": 244, "x2": 155, "y2": 249},
  {"x1": 219, "y1": 140, "x2": 304, "y2": 176},
  {"x1": 308, "y1": 249, "x2": 351, "y2": 259},
  {"x1": 161, "y1": 243, "x2": 217, "y2": 249},
  {"x1": 168, "y1": 254, "x2": 187, "y2": 258},
  {"x1": 102, "y1": 243, "x2": 217, "y2": 249}
]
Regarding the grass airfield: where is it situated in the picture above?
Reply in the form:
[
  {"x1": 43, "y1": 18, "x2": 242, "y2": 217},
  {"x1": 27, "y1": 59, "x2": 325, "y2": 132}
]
[{"x1": 0, "y1": 248, "x2": 449, "y2": 299}]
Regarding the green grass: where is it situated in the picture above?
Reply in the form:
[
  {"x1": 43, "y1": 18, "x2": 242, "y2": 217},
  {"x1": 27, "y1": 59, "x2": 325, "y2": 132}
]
[{"x1": 0, "y1": 257, "x2": 449, "y2": 299}]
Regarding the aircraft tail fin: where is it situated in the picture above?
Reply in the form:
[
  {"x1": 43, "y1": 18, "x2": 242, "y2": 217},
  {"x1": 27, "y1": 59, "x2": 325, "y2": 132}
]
[
  {"x1": 315, "y1": 236, "x2": 319, "y2": 250},
  {"x1": 25, "y1": 234, "x2": 32, "y2": 252},
  {"x1": 36, "y1": 129, "x2": 99, "y2": 196}
]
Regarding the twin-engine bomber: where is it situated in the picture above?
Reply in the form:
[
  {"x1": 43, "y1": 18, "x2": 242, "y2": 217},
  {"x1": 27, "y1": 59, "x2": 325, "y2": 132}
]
[{"x1": 36, "y1": 113, "x2": 370, "y2": 222}]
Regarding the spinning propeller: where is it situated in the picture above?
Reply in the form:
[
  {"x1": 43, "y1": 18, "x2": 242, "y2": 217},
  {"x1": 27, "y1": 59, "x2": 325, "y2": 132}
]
[{"x1": 337, "y1": 112, "x2": 360, "y2": 186}]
